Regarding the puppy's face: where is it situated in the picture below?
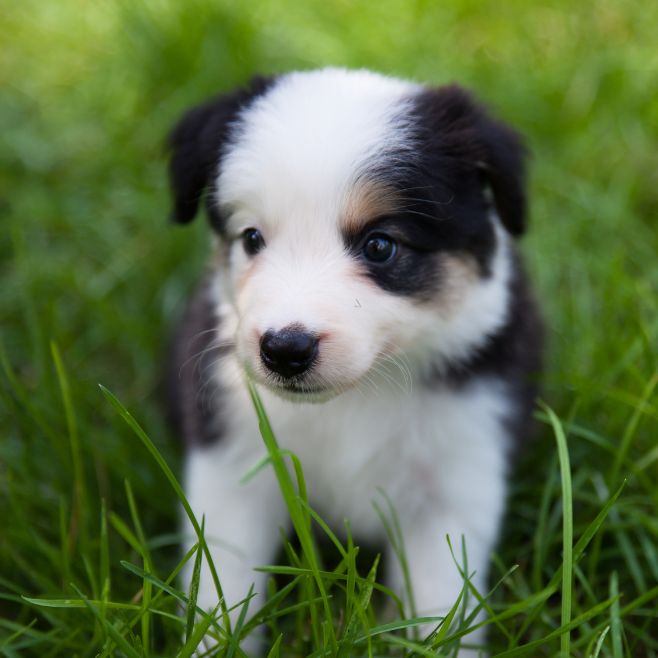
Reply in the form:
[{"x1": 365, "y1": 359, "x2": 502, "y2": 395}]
[{"x1": 169, "y1": 69, "x2": 527, "y2": 400}]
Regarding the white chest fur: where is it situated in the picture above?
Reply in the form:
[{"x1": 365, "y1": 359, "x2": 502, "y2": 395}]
[
  {"x1": 191, "y1": 362, "x2": 511, "y2": 546},
  {"x1": 184, "y1": 371, "x2": 512, "y2": 656}
]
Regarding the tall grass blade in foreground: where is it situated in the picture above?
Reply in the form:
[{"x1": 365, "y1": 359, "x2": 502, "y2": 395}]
[
  {"x1": 99, "y1": 384, "x2": 229, "y2": 628},
  {"x1": 246, "y1": 379, "x2": 337, "y2": 653},
  {"x1": 541, "y1": 402, "x2": 574, "y2": 658}
]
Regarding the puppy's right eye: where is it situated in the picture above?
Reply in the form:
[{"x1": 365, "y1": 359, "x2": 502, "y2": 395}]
[
  {"x1": 242, "y1": 228, "x2": 265, "y2": 256},
  {"x1": 362, "y1": 233, "x2": 397, "y2": 263}
]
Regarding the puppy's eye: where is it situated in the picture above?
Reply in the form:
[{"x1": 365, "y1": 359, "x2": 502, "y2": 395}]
[
  {"x1": 362, "y1": 233, "x2": 397, "y2": 263},
  {"x1": 242, "y1": 228, "x2": 265, "y2": 256}
]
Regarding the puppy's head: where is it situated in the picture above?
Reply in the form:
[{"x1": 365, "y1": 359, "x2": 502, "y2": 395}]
[{"x1": 168, "y1": 69, "x2": 527, "y2": 400}]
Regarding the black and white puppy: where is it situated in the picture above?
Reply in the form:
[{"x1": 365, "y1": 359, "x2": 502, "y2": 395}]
[{"x1": 166, "y1": 68, "x2": 543, "y2": 654}]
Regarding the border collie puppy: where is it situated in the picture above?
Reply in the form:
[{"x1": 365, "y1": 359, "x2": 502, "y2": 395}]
[{"x1": 166, "y1": 68, "x2": 542, "y2": 655}]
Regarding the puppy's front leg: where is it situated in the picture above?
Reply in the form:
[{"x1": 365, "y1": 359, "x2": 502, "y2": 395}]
[
  {"x1": 183, "y1": 444, "x2": 288, "y2": 651},
  {"x1": 390, "y1": 512, "x2": 494, "y2": 656},
  {"x1": 386, "y1": 453, "x2": 507, "y2": 658}
]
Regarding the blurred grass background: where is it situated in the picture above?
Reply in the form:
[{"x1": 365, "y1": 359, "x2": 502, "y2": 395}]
[{"x1": 1, "y1": 0, "x2": 658, "y2": 655}]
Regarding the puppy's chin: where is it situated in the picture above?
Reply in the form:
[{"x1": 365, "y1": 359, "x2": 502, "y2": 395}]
[
  {"x1": 268, "y1": 386, "x2": 340, "y2": 404},
  {"x1": 246, "y1": 363, "x2": 357, "y2": 403}
]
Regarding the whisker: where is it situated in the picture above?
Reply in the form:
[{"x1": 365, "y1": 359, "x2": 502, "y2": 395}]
[
  {"x1": 382, "y1": 352, "x2": 414, "y2": 390},
  {"x1": 371, "y1": 359, "x2": 411, "y2": 396},
  {"x1": 177, "y1": 327, "x2": 234, "y2": 376}
]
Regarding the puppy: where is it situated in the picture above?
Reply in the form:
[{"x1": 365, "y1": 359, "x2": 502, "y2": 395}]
[{"x1": 166, "y1": 68, "x2": 543, "y2": 655}]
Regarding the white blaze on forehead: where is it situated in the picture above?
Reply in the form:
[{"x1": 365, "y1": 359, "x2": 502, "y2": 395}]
[{"x1": 216, "y1": 68, "x2": 419, "y2": 233}]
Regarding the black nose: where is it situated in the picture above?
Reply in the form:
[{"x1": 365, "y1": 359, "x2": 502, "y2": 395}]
[{"x1": 260, "y1": 326, "x2": 319, "y2": 379}]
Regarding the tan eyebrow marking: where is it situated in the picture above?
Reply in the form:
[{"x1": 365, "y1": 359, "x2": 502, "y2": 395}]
[{"x1": 340, "y1": 179, "x2": 401, "y2": 235}]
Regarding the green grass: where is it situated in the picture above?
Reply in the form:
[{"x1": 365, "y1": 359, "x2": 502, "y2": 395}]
[{"x1": 1, "y1": 0, "x2": 658, "y2": 655}]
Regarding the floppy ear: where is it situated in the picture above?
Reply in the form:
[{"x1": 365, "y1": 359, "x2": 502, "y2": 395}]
[
  {"x1": 167, "y1": 76, "x2": 273, "y2": 224},
  {"x1": 417, "y1": 84, "x2": 529, "y2": 236},
  {"x1": 476, "y1": 110, "x2": 528, "y2": 236}
]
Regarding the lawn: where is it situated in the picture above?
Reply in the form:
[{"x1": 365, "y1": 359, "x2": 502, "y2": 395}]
[{"x1": 1, "y1": 1, "x2": 657, "y2": 656}]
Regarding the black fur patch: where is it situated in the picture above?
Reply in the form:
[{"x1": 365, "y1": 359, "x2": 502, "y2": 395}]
[
  {"x1": 409, "y1": 85, "x2": 528, "y2": 237},
  {"x1": 164, "y1": 282, "x2": 228, "y2": 446},
  {"x1": 167, "y1": 76, "x2": 275, "y2": 227},
  {"x1": 345, "y1": 214, "x2": 446, "y2": 299},
  {"x1": 343, "y1": 84, "x2": 527, "y2": 298}
]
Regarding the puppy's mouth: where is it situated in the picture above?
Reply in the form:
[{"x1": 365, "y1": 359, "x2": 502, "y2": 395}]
[{"x1": 261, "y1": 373, "x2": 340, "y2": 403}]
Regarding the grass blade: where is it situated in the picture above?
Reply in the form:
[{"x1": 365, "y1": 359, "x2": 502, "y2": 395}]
[
  {"x1": 124, "y1": 479, "x2": 153, "y2": 654},
  {"x1": 246, "y1": 379, "x2": 337, "y2": 652},
  {"x1": 99, "y1": 385, "x2": 229, "y2": 627},
  {"x1": 177, "y1": 603, "x2": 221, "y2": 658},
  {"x1": 69, "y1": 584, "x2": 142, "y2": 658},
  {"x1": 609, "y1": 571, "x2": 623, "y2": 658},
  {"x1": 51, "y1": 342, "x2": 87, "y2": 553},
  {"x1": 541, "y1": 403, "x2": 573, "y2": 658},
  {"x1": 186, "y1": 529, "x2": 204, "y2": 643}
]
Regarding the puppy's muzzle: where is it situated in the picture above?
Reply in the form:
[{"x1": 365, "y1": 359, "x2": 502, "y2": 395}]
[{"x1": 260, "y1": 326, "x2": 319, "y2": 379}]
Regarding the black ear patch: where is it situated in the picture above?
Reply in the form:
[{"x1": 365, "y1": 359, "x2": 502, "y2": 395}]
[
  {"x1": 412, "y1": 85, "x2": 528, "y2": 236},
  {"x1": 167, "y1": 76, "x2": 274, "y2": 224},
  {"x1": 476, "y1": 106, "x2": 528, "y2": 236}
]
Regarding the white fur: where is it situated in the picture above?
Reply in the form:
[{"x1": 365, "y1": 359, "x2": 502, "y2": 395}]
[
  {"x1": 217, "y1": 68, "x2": 418, "y2": 233},
  {"x1": 183, "y1": 69, "x2": 519, "y2": 656}
]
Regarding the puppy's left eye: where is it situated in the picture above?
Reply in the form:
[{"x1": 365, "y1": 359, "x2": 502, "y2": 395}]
[
  {"x1": 363, "y1": 233, "x2": 397, "y2": 263},
  {"x1": 242, "y1": 228, "x2": 266, "y2": 256}
]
